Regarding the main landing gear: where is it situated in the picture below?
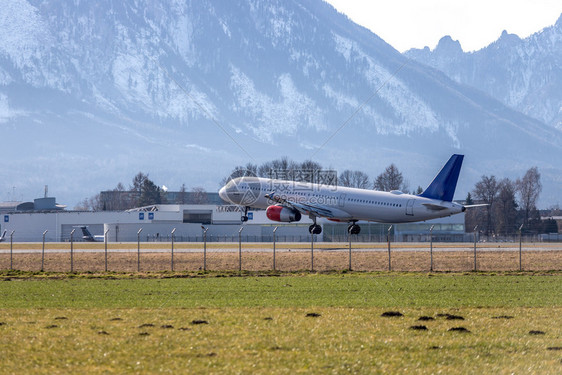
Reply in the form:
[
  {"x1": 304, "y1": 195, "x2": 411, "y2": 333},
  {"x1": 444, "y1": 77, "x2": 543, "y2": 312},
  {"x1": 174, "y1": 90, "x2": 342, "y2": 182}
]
[
  {"x1": 308, "y1": 215, "x2": 322, "y2": 234},
  {"x1": 347, "y1": 222, "x2": 361, "y2": 235}
]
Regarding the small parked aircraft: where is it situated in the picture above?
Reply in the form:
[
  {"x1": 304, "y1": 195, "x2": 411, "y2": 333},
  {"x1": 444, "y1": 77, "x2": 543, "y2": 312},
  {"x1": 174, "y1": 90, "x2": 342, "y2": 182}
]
[{"x1": 78, "y1": 226, "x2": 105, "y2": 242}]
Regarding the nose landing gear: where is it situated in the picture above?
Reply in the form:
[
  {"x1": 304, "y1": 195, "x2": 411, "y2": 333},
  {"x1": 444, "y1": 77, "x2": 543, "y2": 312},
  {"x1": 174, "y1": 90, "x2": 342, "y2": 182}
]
[{"x1": 241, "y1": 206, "x2": 249, "y2": 222}]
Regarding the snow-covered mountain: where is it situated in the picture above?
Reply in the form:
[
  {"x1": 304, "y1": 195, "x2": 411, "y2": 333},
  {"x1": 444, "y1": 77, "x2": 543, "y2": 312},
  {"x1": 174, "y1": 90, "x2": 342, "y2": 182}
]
[
  {"x1": 0, "y1": 0, "x2": 560, "y2": 206},
  {"x1": 405, "y1": 14, "x2": 562, "y2": 131}
]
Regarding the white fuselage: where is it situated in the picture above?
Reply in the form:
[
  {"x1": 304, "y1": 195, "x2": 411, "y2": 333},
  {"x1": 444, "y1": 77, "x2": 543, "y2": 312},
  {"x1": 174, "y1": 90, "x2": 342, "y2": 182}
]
[{"x1": 219, "y1": 177, "x2": 464, "y2": 223}]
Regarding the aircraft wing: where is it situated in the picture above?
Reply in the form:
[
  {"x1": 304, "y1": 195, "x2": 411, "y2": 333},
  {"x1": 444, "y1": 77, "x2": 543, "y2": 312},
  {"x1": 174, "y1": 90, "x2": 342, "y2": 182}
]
[{"x1": 265, "y1": 192, "x2": 353, "y2": 220}]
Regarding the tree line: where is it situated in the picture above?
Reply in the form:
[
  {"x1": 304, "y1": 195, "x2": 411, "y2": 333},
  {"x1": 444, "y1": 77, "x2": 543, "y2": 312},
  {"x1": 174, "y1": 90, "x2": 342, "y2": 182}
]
[
  {"x1": 223, "y1": 157, "x2": 418, "y2": 193},
  {"x1": 466, "y1": 167, "x2": 556, "y2": 236},
  {"x1": 77, "y1": 158, "x2": 558, "y2": 236},
  {"x1": 75, "y1": 172, "x2": 208, "y2": 211}
]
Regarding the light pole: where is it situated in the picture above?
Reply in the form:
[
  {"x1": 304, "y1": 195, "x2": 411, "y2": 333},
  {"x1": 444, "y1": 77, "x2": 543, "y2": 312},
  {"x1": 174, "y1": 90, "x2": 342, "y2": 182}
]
[
  {"x1": 201, "y1": 226, "x2": 208, "y2": 271},
  {"x1": 238, "y1": 226, "x2": 244, "y2": 271},
  {"x1": 41, "y1": 230, "x2": 48, "y2": 272},
  {"x1": 273, "y1": 227, "x2": 278, "y2": 271},
  {"x1": 429, "y1": 225, "x2": 435, "y2": 272},
  {"x1": 137, "y1": 228, "x2": 143, "y2": 272},
  {"x1": 171, "y1": 228, "x2": 176, "y2": 271},
  {"x1": 70, "y1": 229, "x2": 76, "y2": 272}
]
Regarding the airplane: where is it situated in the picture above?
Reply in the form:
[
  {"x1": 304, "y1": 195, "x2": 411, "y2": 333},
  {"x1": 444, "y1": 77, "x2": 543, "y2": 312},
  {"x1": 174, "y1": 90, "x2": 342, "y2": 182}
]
[
  {"x1": 0, "y1": 230, "x2": 6, "y2": 242},
  {"x1": 78, "y1": 226, "x2": 105, "y2": 242},
  {"x1": 219, "y1": 154, "x2": 484, "y2": 235}
]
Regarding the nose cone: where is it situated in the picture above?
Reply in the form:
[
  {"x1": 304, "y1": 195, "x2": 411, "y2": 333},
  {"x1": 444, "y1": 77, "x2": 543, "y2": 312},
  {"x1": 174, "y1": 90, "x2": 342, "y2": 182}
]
[{"x1": 219, "y1": 186, "x2": 229, "y2": 203}]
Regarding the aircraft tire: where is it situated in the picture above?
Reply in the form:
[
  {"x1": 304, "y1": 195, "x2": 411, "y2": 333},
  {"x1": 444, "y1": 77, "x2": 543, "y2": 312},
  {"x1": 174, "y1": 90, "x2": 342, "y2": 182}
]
[{"x1": 309, "y1": 224, "x2": 322, "y2": 235}]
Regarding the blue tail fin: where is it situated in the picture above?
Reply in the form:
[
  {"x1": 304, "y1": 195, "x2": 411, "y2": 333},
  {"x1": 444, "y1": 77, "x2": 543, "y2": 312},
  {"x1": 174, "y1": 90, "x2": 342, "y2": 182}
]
[{"x1": 419, "y1": 154, "x2": 464, "y2": 202}]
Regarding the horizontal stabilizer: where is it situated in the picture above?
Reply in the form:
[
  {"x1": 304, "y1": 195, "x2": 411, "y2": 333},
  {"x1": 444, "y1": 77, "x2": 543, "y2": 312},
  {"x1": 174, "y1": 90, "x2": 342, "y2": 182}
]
[
  {"x1": 422, "y1": 203, "x2": 448, "y2": 211},
  {"x1": 419, "y1": 154, "x2": 464, "y2": 202}
]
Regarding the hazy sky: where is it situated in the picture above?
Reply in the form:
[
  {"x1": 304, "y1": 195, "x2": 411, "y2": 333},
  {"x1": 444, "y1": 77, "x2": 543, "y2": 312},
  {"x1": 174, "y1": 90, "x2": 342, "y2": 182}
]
[{"x1": 324, "y1": 0, "x2": 561, "y2": 52}]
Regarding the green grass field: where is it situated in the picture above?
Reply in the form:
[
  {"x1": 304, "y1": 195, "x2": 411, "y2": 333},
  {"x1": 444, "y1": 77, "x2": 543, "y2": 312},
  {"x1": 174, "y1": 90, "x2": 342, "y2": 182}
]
[{"x1": 0, "y1": 272, "x2": 561, "y2": 373}]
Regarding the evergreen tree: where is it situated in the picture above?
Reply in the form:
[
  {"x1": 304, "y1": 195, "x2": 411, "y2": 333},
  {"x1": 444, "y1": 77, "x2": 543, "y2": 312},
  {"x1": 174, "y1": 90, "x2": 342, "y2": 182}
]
[{"x1": 138, "y1": 178, "x2": 161, "y2": 207}]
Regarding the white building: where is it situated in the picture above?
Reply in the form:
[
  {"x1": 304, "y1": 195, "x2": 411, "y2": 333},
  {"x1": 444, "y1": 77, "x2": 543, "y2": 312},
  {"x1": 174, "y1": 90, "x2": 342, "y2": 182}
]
[
  {"x1": 2, "y1": 205, "x2": 315, "y2": 242},
  {"x1": 2, "y1": 204, "x2": 465, "y2": 242}
]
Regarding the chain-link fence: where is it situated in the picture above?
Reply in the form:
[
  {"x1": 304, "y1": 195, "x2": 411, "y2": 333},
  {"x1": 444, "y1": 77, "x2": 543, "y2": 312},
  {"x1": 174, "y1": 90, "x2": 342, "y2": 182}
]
[{"x1": 1, "y1": 239, "x2": 561, "y2": 273}]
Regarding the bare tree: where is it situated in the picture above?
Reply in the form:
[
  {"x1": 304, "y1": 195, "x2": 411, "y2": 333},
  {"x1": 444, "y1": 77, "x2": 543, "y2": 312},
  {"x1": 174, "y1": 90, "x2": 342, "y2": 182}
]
[
  {"x1": 373, "y1": 164, "x2": 405, "y2": 191},
  {"x1": 494, "y1": 178, "x2": 518, "y2": 236},
  {"x1": 74, "y1": 198, "x2": 91, "y2": 211},
  {"x1": 108, "y1": 182, "x2": 135, "y2": 211},
  {"x1": 339, "y1": 170, "x2": 370, "y2": 189},
  {"x1": 516, "y1": 167, "x2": 542, "y2": 226},
  {"x1": 339, "y1": 170, "x2": 353, "y2": 187},
  {"x1": 222, "y1": 158, "x2": 332, "y2": 187},
  {"x1": 473, "y1": 175, "x2": 500, "y2": 236},
  {"x1": 176, "y1": 183, "x2": 187, "y2": 204},
  {"x1": 258, "y1": 157, "x2": 297, "y2": 180},
  {"x1": 221, "y1": 163, "x2": 258, "y2": 186},
  {"x1": 297, "y1": 160, "x2": 324, "y2": 183},
  {"x1": 191, "y1": 187, "x2": 209, "y2": 204},
  {"x1": 74, "y1": 194, "x2": 102, "y2": 211}
]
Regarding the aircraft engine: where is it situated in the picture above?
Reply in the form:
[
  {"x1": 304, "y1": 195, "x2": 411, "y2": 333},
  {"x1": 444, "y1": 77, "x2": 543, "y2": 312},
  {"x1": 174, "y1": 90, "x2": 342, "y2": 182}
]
[{"x1": 266, "y1": 205, "x2": 302, "y2": 222}]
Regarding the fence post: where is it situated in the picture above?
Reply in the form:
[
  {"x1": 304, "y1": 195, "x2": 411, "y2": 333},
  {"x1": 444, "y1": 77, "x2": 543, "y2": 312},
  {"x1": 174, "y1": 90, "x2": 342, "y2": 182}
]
[
  {"x1": 310, "y1": 231, "x2": 314, "y2": 272},
  {"x1": 473, "y1": 225, "x2": 478, "y2": 271},
  {"x1": 429, "y1": 225, "x2": 434, "y2": 272},
  {"x1": 387, "y1": 225, "x2": 393, "y2": 271},
  {"x1": 41, "y1": 230, "x2": 48, "y2": 272},
  {"x1": 104, "y1": 229, "x2": 109, "y2": 272},
  {"x1": 171, "y1": 228, "x2": 176, "y2": 272},
  {"x1": 70, "y1": 229, "x2": 76, "y2": 272},
  {"x1": 273, "y1": 227, "x2": 278, "y2": 271},
  {"x1": 137, "y1": 228, "x2": 143, "y2": 272},
  {"x1": 10, "y1": 231, "x2": 14, "y2": 270},
  {"x1": 201, "y1": 226, "x2": 208, "y2": 271},
  {"x1": 518, "y1": 224, "x2": 524, "y2": 271},
  {"x1": 238, "y1": 227, "x2": 244, "y2": 271},
  {"x1": 348, "y1": 232, "x2": 352, "y2": 271}
]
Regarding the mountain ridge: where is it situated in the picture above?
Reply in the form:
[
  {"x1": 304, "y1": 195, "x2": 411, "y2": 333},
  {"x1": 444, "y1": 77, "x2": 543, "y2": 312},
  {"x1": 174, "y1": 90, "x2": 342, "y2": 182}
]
[
  {"x1": 0, "y1": 0, "x2": 560, "y2": 206},
  {"x1": 405, "y1": 13, "x2": 562, "y2": 131}
]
